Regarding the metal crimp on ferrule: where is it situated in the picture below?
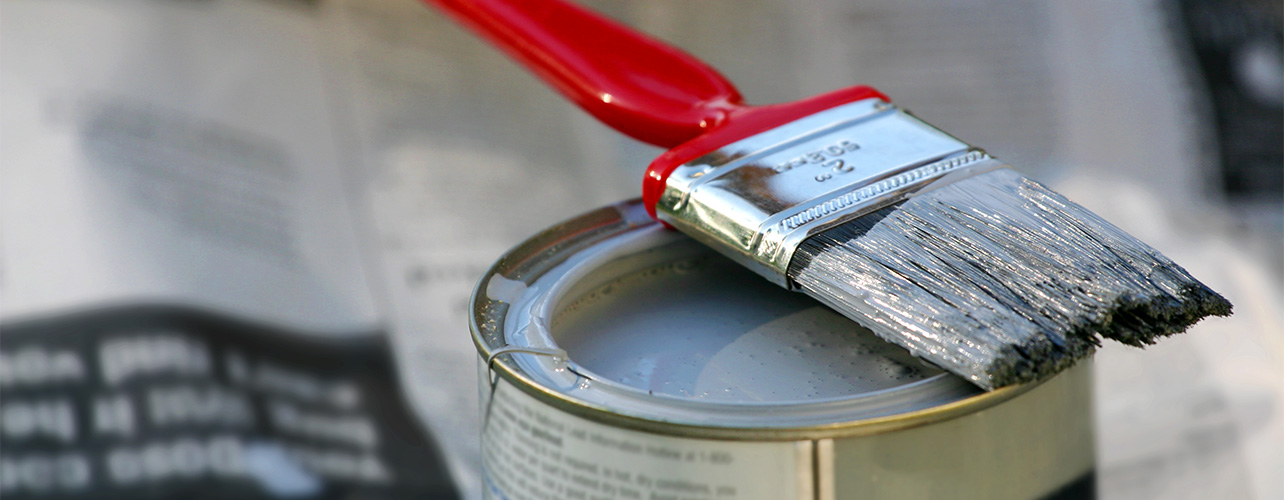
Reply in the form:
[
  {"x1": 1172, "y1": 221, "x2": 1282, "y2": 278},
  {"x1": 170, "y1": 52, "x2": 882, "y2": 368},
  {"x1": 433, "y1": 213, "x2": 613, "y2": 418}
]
[{"x1": 654, "y1": 98, "x2": 1006, "y2": 288}]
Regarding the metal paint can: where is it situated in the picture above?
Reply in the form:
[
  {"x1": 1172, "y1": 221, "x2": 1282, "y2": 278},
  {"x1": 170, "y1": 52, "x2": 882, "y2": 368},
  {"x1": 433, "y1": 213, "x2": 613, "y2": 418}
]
[{"x1": 471, "y1": 200, "x2": 1095, "y2": 500}]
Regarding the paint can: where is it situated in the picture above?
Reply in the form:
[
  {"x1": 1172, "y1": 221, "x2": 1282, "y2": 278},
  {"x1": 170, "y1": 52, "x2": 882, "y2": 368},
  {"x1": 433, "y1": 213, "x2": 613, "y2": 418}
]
[{"x1": 471, "y1": 200, "x2": 1094, "y2": 500}]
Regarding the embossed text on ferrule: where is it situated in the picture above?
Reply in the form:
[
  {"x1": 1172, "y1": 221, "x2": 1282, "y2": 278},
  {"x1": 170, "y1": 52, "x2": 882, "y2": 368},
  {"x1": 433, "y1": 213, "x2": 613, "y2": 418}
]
[{"x1": 771, "y1": 139, "x2": 862, "y2": 183}]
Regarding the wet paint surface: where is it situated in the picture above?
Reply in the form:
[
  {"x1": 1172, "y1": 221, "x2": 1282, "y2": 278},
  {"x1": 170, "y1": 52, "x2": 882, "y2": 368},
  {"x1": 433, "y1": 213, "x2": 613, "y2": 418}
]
[{"x1": 550, "y1": 248, "x2": 941, "y2": 402}]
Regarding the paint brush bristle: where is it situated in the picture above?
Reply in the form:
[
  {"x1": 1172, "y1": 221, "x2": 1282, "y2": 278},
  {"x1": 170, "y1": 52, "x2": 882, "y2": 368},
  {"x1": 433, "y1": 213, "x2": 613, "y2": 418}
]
[{"x1": 787, "y1": 168, "x2": 1232, "y2": 390}]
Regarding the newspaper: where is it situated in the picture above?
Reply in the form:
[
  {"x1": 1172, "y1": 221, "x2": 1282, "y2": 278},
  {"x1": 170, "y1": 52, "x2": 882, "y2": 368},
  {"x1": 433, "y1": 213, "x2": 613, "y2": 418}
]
[
  {"x1": 3, "y1": 0, "x2": 1279, "y2": 499},
  {"x1": 1, "y1": 0, "x2": 456, "y2": 498}
]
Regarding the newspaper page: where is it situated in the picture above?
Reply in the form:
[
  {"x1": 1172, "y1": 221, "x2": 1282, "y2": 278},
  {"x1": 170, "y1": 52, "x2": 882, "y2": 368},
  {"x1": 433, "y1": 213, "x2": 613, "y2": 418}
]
[{"x1": 1, "y1": 0, "x2": 457, "y2": 498}]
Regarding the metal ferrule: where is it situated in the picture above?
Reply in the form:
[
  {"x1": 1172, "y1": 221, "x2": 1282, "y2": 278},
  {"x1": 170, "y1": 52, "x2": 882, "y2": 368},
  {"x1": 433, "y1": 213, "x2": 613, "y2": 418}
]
[{"x1": 655, "y1": 98, "x2": 1004, "y2": 288}]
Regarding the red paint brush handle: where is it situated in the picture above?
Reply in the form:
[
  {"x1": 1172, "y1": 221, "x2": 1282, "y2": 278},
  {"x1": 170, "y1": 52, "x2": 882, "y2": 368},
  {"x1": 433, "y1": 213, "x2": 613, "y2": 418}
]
[
  {"x1": 424, "y1": 0, "x2": 744, "y2": 148},
  {"x1": 424, "y1": 0, "x2": 887, "y2": 216}
]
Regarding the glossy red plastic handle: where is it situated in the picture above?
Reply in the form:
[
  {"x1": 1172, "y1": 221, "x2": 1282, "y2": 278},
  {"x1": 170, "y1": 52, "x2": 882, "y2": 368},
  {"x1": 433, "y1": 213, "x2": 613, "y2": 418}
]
[
  {"x1": 424, "y1": 0, "x2": 745, "y2": 148},
  {"x1": 423, "y1": 0, "x2": 887, "y2": 216}
]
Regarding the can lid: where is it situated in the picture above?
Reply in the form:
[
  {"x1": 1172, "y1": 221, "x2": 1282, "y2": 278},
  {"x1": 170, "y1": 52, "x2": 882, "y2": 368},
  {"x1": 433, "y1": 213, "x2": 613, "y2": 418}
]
[{"x1": 471, "y1": 200, "x2": 1035, "y2": 439}]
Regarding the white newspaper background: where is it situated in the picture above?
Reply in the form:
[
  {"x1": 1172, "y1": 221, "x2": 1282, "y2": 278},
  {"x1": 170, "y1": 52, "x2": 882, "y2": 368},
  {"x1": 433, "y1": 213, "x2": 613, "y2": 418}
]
[
  {"x1": 1, "y1": 0, "x2": 379, "y2": 333},
  {"x1": 1, "y1": 0, "x2": 455, "y2": 498},
  {"x1": 332, "y1": 0, "x2": 1282, "y2": 499}
]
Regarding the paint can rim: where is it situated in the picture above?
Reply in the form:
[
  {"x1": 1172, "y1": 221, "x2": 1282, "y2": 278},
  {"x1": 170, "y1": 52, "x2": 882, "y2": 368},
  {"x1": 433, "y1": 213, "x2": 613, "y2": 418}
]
[{"x1": 470, "y1": 199, "x2": 1048, "y2": 441}]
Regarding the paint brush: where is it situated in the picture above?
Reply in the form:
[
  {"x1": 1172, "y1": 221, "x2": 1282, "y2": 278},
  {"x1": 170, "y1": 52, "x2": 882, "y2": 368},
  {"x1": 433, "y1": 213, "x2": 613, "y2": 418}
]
[{"x1": 425, "y1": 0, "x2": 1232, "y2": 390}]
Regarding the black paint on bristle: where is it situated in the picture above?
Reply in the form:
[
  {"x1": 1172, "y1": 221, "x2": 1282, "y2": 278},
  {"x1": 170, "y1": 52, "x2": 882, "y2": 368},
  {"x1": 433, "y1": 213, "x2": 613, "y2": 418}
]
[
  {"x1": 1094, "y1": 282, "x2": 1233, "y2": 347},
  {"x1": 786, "y1": 168, "x2": 1232, "y2": 390}
]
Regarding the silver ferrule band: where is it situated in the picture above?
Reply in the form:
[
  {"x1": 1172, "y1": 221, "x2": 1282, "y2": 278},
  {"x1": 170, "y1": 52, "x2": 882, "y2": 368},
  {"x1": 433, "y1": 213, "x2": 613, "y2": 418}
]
[{"x1": 654, "y1": 98, "x2": 1006, "y2": 288}]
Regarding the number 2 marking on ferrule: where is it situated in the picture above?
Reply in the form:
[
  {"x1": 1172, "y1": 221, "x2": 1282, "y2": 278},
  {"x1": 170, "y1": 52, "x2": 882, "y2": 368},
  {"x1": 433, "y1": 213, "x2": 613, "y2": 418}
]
[{"x1": 771, "y1": 140, "x2": 860, "y2": 183}]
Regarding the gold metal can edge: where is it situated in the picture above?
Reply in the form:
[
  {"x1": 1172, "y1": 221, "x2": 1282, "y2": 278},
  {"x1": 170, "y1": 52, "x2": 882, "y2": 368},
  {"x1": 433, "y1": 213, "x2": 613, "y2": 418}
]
[{"x1": 476, "y1": 348, "x2": 1042, "y2": 442}]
